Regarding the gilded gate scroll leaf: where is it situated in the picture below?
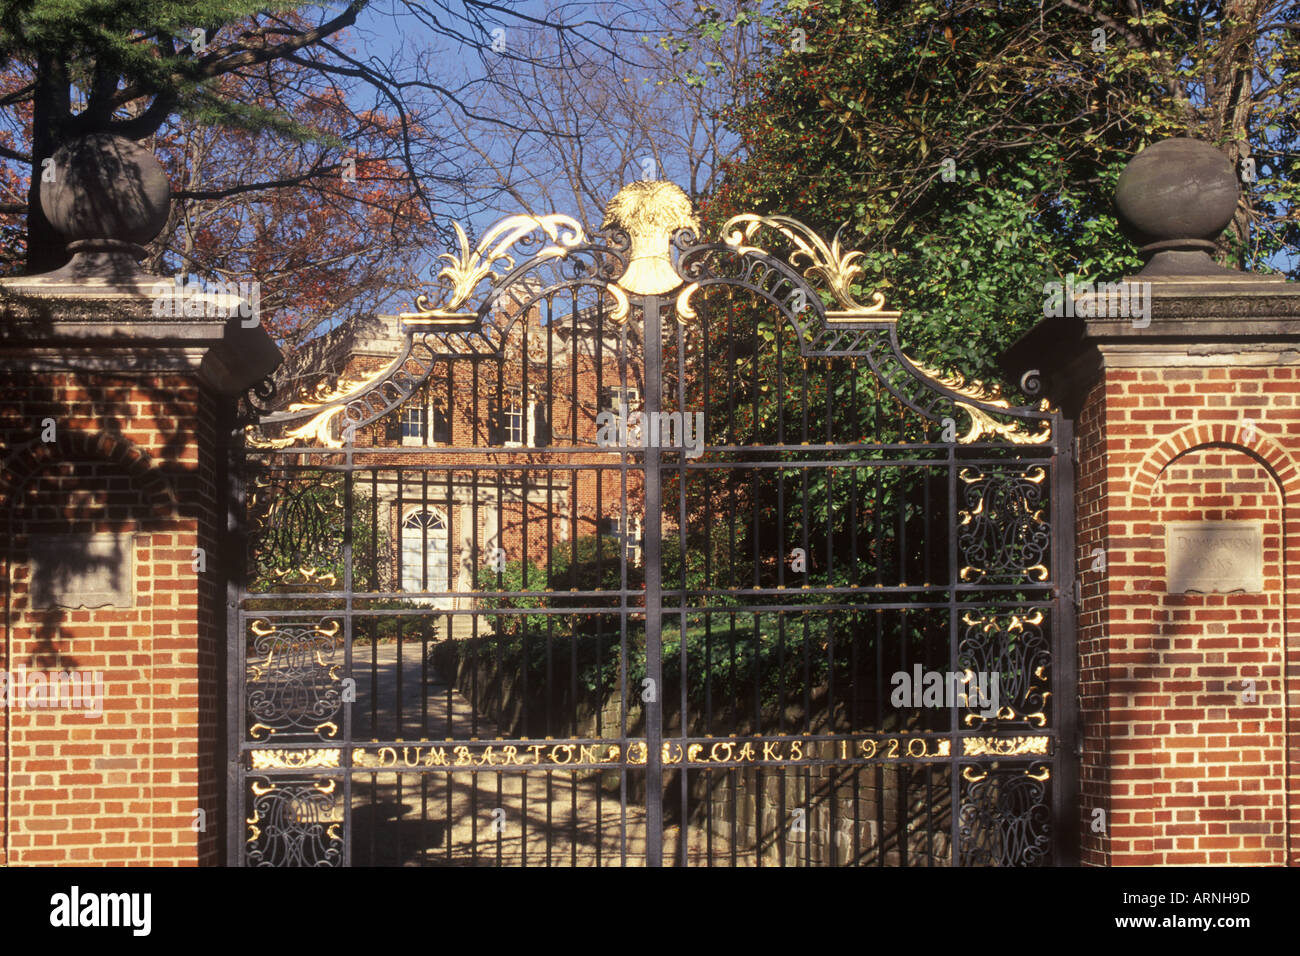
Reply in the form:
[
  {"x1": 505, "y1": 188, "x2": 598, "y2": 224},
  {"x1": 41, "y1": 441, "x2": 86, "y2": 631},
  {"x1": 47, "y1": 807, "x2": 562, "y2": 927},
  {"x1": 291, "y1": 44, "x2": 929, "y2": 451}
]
[
  {"x1": 399, "y1": 215, "x2": 586, "y2": 324},
  {"x1": 725, "y1": 214, "x2": 898, "y2": 316},
  {"x1": 906, "y1": 357, "x2": 1054, "y2": 444},
  {"x1": 676, "y1": 213, "x2": 901, "y2": 323},
  {"x1": 243, "y1": 364, "x2": 391, "y2": 450}
]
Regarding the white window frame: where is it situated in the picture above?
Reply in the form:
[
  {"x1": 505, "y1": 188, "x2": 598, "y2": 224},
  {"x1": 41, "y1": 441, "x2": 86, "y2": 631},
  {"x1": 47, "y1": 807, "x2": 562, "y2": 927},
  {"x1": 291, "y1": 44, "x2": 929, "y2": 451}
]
[
  {"x1": 505, "y1": 400, "x2": 525, "y2": 446},
  {"x1": 399, "y1": 508, "x2": 452, "y2": 607},
  {"x1": 601, "y1": 385, "x2": 640, "y2": 415},
  {"x1": 601, "y1": 514, "x2": 643, "y2": 566},
  {"x1": 400, "y1": 404, "x2": 426, "y2": 446},
  {"x1": 499, "y1": 393, "x2": 545, "y2": 447}
]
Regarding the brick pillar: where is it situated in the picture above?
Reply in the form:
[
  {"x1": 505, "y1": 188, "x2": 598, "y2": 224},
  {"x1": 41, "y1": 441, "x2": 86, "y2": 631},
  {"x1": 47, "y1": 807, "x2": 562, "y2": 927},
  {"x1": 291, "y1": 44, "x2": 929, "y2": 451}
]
[
  {"x1": 1002, "y1": 138, "x2": 1300, "y2": 866},
  {"x1": 1007, "y1": 271, "x2": 1300, "y2": 866},
  {"x1": 0, "y1": 279, "x2": 278, "y2": 865}
]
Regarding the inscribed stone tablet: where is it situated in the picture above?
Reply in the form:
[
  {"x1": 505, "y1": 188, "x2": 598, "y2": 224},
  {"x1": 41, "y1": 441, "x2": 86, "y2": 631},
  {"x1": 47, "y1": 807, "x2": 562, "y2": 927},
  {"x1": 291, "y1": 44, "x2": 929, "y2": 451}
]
[
  {"x1": 29, "y1": 533, "x2": 135, "y2": 608},
  {"x1": 1166, "y1": 521, "x2": 1263, "y2": 594}
]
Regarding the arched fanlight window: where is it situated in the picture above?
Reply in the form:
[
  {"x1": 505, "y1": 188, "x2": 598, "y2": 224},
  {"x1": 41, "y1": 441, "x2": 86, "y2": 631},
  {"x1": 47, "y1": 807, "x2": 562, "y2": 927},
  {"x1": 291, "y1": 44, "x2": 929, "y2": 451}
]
[{"x1": 402, "y1": 510, "x2": 445, "y2": 531}]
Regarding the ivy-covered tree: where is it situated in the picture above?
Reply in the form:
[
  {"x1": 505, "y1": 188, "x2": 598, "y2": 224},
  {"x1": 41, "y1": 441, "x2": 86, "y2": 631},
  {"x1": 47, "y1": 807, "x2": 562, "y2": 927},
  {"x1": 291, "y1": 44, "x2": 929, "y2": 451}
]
[{"x1": 694, "y1": 0, "x2": 1299, "y2": 380}]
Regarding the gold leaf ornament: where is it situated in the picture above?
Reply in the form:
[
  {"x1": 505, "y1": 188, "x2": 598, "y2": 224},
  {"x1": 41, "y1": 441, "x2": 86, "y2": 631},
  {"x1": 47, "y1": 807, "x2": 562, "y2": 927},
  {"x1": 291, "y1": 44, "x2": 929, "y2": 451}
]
[
  {"x1": 718, "y1": 214, "x2": 900, "y2": 319},
  {"x1": 401, "y1": 214, "x2": 586, "y2": 324},
  {"x1": 906, "y1": 357, "x2": 1053, "y2": 445},
  {"x1": 602, "y1": 180, "x2": 700, "y2": 297}
]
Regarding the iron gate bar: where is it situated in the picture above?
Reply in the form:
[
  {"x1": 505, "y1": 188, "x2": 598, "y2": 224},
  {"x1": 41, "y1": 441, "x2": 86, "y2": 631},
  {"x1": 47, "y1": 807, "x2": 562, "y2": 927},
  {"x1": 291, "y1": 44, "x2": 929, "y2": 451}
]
[
  {"x1": 343, "y1": 450, "x2": 353, "y2": 866},
  {"x1": 948, "y1": 431, "x2": 960, "y2": 865},
  {"x1": 1052, "y1": 418, "x2": 1080, "y2": 865},
  {"x1": 642, "y1": 292, "x2": 665, "y2": 867}
]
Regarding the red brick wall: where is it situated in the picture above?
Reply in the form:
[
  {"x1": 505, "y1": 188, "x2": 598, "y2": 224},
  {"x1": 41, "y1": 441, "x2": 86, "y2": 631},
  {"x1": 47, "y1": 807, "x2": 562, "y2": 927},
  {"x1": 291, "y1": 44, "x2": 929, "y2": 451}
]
[
  {"x1": 0, "y1": 372, "x2": 224, "y2": 865},
  {"x1": 1074, "y1": 364, "x2": 1299, "y2": 865}
]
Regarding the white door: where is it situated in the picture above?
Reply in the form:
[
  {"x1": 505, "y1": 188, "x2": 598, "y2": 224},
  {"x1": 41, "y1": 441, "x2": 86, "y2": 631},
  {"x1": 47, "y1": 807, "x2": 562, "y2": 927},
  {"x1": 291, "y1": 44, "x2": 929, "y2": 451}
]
[{"x1": 401, "y1": 509, "x2": 451, "y2": 608}]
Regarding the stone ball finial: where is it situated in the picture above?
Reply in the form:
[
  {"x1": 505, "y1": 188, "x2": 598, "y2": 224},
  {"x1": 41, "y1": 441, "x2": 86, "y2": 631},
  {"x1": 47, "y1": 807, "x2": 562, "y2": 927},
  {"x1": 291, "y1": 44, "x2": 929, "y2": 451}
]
[
  {"x1": 1114, "y1": 138, "x2": 1240, "y2": 276},
  {"x1": 39, "y1": 134, "x2": 171, "y2": 273}
]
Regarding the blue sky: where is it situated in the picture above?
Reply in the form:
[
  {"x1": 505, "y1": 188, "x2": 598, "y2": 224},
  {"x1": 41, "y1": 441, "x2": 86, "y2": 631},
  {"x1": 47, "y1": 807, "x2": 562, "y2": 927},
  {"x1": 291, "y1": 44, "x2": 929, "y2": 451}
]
[
  {"x1": 320, "y1": 1, "x2": 1298, "y2": 320},
  {"x1": 324, "y1": 0, "x2": 745, "y2": 317}
]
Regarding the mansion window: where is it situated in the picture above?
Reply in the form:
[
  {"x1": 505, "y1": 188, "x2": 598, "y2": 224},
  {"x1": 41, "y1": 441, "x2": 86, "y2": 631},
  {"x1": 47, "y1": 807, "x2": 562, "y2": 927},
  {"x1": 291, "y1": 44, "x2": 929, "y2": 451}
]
[
  {"x1": 491, "y1": 392, "x2": 549, "y2": 447},
  {"x1": 400, "y1": 509, "x2": 453, "y2": 607},
  {"x1": 400, "y1": 406, "x2": 425, "y2": 445},
  {"x1": 600, "y1": 385, "x2": 640, "y2": 414},
  {"x1": 599, "y1": 515, "x2": 643, "y2": 566},
  {"x1": 387, "y1": 399, "x2": 450, "y2": 446},
  {"x1": 502, "y1": 399, "x2": 525, "y2": 445}
]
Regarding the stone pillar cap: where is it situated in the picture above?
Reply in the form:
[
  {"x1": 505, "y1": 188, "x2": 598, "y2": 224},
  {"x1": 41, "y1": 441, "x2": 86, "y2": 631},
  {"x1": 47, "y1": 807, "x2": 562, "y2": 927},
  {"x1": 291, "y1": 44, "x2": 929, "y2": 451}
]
[{"x1": 1115, "y1": 137, "x2": 1271, "y2": 280}]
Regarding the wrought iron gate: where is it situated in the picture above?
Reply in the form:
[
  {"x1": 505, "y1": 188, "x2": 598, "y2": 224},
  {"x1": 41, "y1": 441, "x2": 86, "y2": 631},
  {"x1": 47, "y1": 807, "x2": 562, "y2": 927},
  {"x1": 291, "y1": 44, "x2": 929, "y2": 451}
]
[{"x1": 228, "y1": 183, "x2": 1076, "y2": 866}]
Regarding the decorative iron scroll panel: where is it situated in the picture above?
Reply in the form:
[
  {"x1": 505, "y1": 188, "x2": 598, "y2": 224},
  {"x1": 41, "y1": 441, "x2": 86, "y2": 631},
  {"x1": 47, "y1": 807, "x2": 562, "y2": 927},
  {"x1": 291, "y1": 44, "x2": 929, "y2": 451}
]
[{"x1": 229, "y1": 203, "x2": 1076, "y2": 866}]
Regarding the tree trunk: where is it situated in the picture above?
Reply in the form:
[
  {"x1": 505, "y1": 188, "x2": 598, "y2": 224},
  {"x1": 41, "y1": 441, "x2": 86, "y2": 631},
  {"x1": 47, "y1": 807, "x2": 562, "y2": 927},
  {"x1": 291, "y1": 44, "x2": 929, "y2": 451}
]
[{"x1": 25, "y1": 52, "x2": 69, "y2": 275}]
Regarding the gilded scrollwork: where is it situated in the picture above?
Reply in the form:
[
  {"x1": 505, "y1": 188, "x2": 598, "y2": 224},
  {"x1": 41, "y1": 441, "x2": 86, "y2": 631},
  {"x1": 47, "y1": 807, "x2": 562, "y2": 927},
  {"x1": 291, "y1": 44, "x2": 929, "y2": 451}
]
[
  {"x1": 905, "y1": 356, "x2": 1053, "y2": 444},
  {"x1": 400, "y1": 216, "x2": 586, "y2": 324},
  {"x1": 245, "y1": 471, "x2": 343, "y2": 587},
  {"x1": 957, "y1": 764, "x2": 1052, "y2": 866},
  {"x1": 246, "y1": 778, "x2": 343, "y2": 866},
  {"x1": 717, "y1": 213, "x2": 899, "y2": 318},
  {"x1": 955, "y1": 402, "x2": 1052, "y2": 444},
  {"x1": 246, "y1": 619, "x2": 345, "y2": 739},
  {"x1": 958, "y1": 610, "x2": 1051, "y2": 729},
  {"x1": 957, "y1": 466, "x2": 1052, "y2": 583},
  {"x1": 250, "y1": 748, "x2": 343, "y2": 770},
  {"x1": 962, "y1": 736, "x2": 1050, "y2": 757},
  {"x1": 244, "y1": 365, "x2": 391, "y2": 449},
  {"x1": 907, "y1": 358, "x2": 1011, "y2": 405}
]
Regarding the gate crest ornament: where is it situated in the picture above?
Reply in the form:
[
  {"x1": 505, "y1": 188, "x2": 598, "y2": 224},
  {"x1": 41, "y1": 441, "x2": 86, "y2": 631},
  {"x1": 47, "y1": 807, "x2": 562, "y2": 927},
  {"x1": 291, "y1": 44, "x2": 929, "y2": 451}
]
[
  {"x1": 241, "y1": 186, "x2": 1051, "y2": 450},
  {"x1": 601, "y1": 180, "x2": 699, "y2": 296}
]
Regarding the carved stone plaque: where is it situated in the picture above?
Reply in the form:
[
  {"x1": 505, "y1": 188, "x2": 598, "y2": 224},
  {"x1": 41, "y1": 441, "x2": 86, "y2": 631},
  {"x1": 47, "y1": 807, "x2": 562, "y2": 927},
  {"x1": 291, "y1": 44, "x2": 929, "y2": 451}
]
[
  {"x1": 1166, "y1": 521, "x2": 1264, "y2": 594},
  {"x1": 29, "y1": 533, "x2": 135, "y2": 609}
]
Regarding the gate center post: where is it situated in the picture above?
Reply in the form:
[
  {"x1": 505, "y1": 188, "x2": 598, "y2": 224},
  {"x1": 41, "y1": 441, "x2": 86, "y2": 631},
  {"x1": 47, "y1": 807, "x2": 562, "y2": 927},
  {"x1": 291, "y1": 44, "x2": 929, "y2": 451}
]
[{"x1": 641, "y1": 293, "x2": 665, "y2": 866}]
